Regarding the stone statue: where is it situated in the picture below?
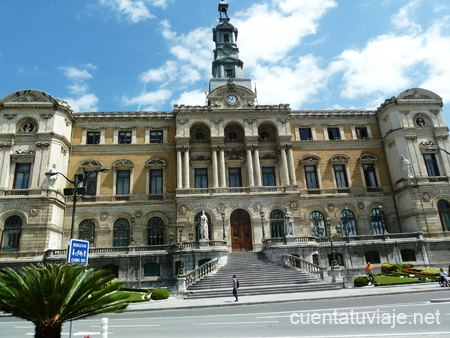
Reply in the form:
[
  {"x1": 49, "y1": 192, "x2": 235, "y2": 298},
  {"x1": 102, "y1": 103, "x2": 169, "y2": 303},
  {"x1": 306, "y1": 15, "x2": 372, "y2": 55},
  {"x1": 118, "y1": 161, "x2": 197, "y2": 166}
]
[
  {"x1": 401, "y1": 156, "x2": 413, "y2": 178},
  {"x1": 200, "y1": 210, "x2": 209, "y2": 240},
  {"x1": 24, "y1": 123, "x2": 34, "y2": 133},
  {"x1": 47, "y1": 164, "x2": 58, "y2": 189},
  {"x1": 285, "y1": 207, "x2": 294, "y2": 236}
]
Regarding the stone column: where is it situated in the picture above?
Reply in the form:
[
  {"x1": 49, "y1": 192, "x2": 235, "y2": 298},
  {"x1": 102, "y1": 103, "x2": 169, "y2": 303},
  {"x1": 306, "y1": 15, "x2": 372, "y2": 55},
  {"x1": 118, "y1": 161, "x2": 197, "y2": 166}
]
[
  {"x1": 254, "y1": 146, "x2": 262, "y2": 186},
  {"x1": 219, "y1": 145, "x2": 227, "y2": 187},
  {"x1": 287, "y1": 144, "x2": 297, "y2": 185},
  {"x1": 280, "y1": 144, "x2": 290, "y2": 186},
  {"x1": 437, "y1": 135, "x2": 450, "y2": 175},
  {"x1": 211, "y1": 146, "x2": 219, "y2": 188},
  {"x1": 0, "y1": 142, "x2": 13, "y2": 189},
  {"x1": 176, "y1": 146, "x2": 183, "y2": 189},
  {"x1": 183, "y1": 146, "x2": 190, "y2": 189},
  {"x1": 246, "y1": 145, "x2": 254, "y2": 187}
]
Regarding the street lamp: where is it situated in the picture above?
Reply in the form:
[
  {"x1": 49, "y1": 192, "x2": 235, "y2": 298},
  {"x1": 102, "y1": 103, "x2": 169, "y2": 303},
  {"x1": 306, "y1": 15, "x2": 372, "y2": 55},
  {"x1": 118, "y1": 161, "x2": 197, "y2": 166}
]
[
  {"x1": 221, "y1": 212, "x2": 226, "y2": 240},
  {"x1": 426, "y1": 146, "x2": 450, "y2": 156},
  {"x1": 260, "y1": 211, "x2": 266, "y2": 239},
  {"x1": 45, "y1": 168, "x2": 109, "y2": 241},
  {"x1": 326, "y1": 217, "x2": 339, "y2": 268},
  {"x1": 177, "y1": 223, "x2": 185, "y2": 276}
]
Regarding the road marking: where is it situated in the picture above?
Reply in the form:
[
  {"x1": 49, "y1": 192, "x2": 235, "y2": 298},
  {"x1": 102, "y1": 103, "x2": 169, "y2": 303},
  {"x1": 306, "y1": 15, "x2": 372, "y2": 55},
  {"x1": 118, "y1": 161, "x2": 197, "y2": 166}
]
[
  {"x1": 91, "y1": 324, "x2": 160, "y2": 328},
  {"x1": 192, "y1": 320, "x2": 279, "y2": 326}
]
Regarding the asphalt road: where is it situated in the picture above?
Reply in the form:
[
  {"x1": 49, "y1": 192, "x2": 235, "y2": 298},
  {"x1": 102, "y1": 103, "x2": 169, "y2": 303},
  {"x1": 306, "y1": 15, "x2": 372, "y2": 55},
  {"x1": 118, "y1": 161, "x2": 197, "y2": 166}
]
[{"x1": 1, "y1": 290, "x2": 449, "y2": 337}]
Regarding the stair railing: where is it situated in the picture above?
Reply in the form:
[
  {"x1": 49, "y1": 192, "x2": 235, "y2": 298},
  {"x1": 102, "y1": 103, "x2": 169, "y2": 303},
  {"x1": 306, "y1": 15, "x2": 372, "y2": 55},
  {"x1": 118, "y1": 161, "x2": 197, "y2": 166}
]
[
  {"x1": 283, "y1": 254, "x2": 325, "y2": 280},
  {"x1": 186, "y1": 258, "x2": 219, "y2": 288}
]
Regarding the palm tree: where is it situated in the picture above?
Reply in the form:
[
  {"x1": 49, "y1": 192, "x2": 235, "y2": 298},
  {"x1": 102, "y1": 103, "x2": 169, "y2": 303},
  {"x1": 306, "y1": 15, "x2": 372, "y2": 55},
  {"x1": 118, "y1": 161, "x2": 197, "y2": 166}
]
[{"x1": 0, "y1": 263, "x2": 129, "y2": 338}]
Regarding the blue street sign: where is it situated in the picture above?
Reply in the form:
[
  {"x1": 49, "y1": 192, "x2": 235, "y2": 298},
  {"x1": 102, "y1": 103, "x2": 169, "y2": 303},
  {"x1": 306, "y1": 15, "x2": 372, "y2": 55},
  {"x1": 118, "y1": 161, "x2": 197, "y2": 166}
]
[{"x1": 67, "y1": 239, "x2": 89, "y2": 264}]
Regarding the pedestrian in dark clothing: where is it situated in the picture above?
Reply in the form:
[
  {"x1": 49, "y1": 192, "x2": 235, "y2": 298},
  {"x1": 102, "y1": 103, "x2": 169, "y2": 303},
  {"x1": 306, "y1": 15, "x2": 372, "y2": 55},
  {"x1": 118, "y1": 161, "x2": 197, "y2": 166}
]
[{"x1": 233, "y1": 274, "x2": 238, "y2": 301}]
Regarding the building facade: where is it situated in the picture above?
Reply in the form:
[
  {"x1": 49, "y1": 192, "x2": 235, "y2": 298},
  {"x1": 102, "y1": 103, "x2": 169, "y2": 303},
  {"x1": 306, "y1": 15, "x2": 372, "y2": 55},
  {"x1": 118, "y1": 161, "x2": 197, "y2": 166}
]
[{"x1": 1, "y1": 2, "x2": 450, "y2": 288}]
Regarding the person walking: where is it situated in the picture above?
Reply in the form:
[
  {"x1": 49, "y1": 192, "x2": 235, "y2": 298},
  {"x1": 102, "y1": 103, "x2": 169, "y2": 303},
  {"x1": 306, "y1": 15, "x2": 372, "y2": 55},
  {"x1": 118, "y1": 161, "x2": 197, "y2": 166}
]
[
  {"x1": 233, "y1": 274, "x2": 239, "y2": 302},
  {"x1": 366, "y1": 262, "x2": 375, "y2": 284}
]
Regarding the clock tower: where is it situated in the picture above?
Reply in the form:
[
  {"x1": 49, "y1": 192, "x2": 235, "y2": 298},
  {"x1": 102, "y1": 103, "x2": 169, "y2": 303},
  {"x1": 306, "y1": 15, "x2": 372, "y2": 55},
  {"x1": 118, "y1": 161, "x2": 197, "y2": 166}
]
[{"x1": 210, "y1": 1, "x2": 252, "y2": 93}]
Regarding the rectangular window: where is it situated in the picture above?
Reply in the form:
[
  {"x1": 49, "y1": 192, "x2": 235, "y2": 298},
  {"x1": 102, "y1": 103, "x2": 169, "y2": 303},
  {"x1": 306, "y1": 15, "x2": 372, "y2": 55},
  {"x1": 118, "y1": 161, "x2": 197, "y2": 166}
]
[
  {"x1": 84, "y1": 172, "x2": 97, "y2": 196},
  {"x1": 119, "y1": 131, "x2": 132, "y2": 144},
  {"x1": 150, "y1": 130, "x2": 163, "y2": 144},
  {"x1": 195, "y1": 168, "x2": 208, "y2": 189},
  {"x1": 116, "y1": 170, "x2": 130, "y2": 195},
  {"x1": 224, "y1": 34, "x2": 230, "y2": 42},
  {"x1": 229, "y1": 168, "x2": 242, "y2": 192},
  {"x1": 299, "y1": 128, "x2": 312, "y2": 141},
  {"x1": 226, "y1": 69, "x2": 233, "y2": 77},
  {"x1": 87, "y1": 132, "x2": 100, "y2": 144},
  {"x1": 328, "y1": 128, "x2": 340, "y2": 140},
  {"x1": 144, "y1": 263, "x2": 160, "y2": 277},
  {"x1": 334, "y1": 165, "x2": 348, "y2": 188},
  {"x1": 13, "y1": 163, "x2": 31, "y2": 189},
  {"x1": 262, "y1": 167, "x2": 276, "y2": 186},
  {"x1": 363, "y1": 164, "x2": 378, "y2": 187},
  {"x1": 355, "y1": 127, "x2": 369, "y2": 139},
  {"x1": 424, "y1": 154, "x2": 440, "y2": 177},
  {"x1": 150, "y1": 169, "x2": 163, "y2": 194},
  {"x1": 305, "y1": 165, "x2": 319, "y2": 189}
]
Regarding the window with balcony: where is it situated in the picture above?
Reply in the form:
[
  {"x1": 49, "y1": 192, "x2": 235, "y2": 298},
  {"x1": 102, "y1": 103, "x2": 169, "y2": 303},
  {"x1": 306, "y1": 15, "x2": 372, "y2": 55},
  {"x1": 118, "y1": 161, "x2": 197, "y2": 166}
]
[
  {"x1": 305, "y1": 165, "x2": 319, "y2": 189},
  {"x1": 195, "y1": 168, "x2": 208, "y2": 191},
  {"x1": 1, "y1": 215, "x2": 22, "y2": 252},
  {"x1": 150, "y1": 130, "x2": 163, "y2": 144},
  {"x1": 113, "y1": 218, "x2": 130, "y2": 247},
  {"x1": 150, "y1": 169, "x2": 163, "y2": 195},
  {"x1": 310, "y1": 211, "x2": 326, "y2": 237},
  {"x1": 370, "y1": 208, "x2": 387, "y2": 234},
  {"x1": 116, "y1": 170, "x2": 130, "y2": 195},
  {"x1": 87, "y1": 131, "x2": 100, "y2": 144},
  {"x1": 270, "y1": 209, "x2": 285, "y2": 238},
  {"x1": 355, "y1": 127, "x2": 369, "y2": 139},
  {"x1": 13, "y1": 163, "x2": 31, "y2": 189},
  {"x1": 262, "y1": 167, "x2": 276, "y2": 186},
  {"x1": 229, "y1": 168, "x2": 242, "y2": 192},
  {"x1": 328, "y1": 127, "x2": 340, "y2": 140},
  {"x1": 334, "y1": 165, "x2": 348, "y2": 188},
  {"x1": 299, "y1": 128, "x2": 312, "y2": 141},
  {"x1": 119, "y1": 131, "x2": 132, "y2": 144},
  {"x1": 84, "y1": 172, "x2": 97, "y2": 196},
  {"x1": 424, "y1": 153, "x2": 440, "y2": 177},
  {"x1": 340, "y1": 208, "x2": 357, "y2": 236},
  {"x1": 438, "y1": 200, "x2": 450, "y2": 231},
  {"x1": 147, "y1": 217, "x2": 164, "y2": 245},
  {"x1": 78, "y1": 219, "x2": 95, "y2": 244}
]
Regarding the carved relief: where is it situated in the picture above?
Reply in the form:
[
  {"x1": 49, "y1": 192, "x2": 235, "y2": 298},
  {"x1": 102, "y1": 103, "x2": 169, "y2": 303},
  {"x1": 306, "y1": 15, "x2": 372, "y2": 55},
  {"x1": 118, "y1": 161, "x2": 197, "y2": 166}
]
[
  {"x1": 29, "y1": 208, "x2": 40, "y2": 217},
  {"x1": 403, "y1": 92, "x2": 432, "y2": 100},
  {"x1": 422, "y1": 193, "x2": 431, "y2": 202},
  {"x1": 3, "y1": 114, "x2": 16, "y2": 120},
  {"x1": 146, "y1": 158, "x2": 167, "y2": 166},
  {"x1": 419, "y1": 140, "x2": 436, "y2": 146},
  {"x1": 40, "y1": 114, "x2": 53, "y2": 120},
  {"x1": 36, "y1": 142, "x2": 50, "y2": 149},
  {"x1": 289, "y1": 201, "x2": 298, "y2": 211}
]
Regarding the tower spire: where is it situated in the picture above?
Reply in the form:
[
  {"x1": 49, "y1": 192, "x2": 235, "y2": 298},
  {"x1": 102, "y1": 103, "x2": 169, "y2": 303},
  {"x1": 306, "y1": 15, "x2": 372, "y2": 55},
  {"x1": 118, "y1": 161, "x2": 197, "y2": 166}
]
[{"x1": 209, "y1": 1, "x2": 252, "y2": 93}]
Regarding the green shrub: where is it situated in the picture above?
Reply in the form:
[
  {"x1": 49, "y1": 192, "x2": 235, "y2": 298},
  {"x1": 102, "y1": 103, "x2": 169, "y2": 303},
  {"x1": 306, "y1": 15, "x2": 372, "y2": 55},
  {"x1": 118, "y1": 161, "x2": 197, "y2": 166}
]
[
  {"x1": 354, "y1": 276, "x2": 369, "y2": 287},
  {"x1": 151, "y1": 288, "x2": 169, "y2": 300}
]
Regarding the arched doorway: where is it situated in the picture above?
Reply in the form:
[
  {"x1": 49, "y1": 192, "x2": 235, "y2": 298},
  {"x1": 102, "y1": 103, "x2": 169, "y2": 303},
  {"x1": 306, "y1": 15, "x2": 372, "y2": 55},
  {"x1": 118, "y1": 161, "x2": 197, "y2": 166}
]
[{"x1": 230, "y1": 209, "x2": 252, "y2": 251}]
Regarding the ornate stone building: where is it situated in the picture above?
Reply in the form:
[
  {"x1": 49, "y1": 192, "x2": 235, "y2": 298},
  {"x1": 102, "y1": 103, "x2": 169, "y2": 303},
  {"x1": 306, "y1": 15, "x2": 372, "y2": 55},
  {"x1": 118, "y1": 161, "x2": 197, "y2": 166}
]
[{"x1": 1, "y1": 2, "x2": 450, "y2": 288}]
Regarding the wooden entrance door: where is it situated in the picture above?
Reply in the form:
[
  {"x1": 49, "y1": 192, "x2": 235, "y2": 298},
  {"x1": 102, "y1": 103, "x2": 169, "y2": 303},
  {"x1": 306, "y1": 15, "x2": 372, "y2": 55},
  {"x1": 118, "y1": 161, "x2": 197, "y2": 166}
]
[{"x1": 231, "y1": 209, "x2": 253, "y2": 251}]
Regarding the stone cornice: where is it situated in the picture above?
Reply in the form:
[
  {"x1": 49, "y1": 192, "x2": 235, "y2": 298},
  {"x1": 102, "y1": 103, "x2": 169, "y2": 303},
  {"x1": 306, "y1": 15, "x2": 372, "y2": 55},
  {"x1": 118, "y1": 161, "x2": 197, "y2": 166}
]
[
  {"x1": 74, "y1": 111, "x2": 174, "y2": 122},
  {"x1": 290, "y1": 110, "x2": 375, "y2": 119}
]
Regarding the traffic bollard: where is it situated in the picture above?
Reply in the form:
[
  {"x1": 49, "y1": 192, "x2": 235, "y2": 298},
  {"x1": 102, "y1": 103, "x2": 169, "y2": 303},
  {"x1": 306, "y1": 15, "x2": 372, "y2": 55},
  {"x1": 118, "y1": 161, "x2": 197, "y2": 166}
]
[{"x1": 101, "y1": 318, "x2": 108, "y2": 338}]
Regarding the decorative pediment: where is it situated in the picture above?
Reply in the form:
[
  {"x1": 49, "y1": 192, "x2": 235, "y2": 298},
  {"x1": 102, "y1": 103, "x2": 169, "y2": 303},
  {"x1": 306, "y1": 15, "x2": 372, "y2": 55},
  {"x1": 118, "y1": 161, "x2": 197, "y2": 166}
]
[
  {"x1": 397, "y1": 88, "x2": 442, "y2": 102},
  {"x1": 79, "y1": 159, "x2": 103, "y2": 168},
  {"x1": 112, "y1": 159, "x2": 134, "y2": 168},
  {"x1": 1, "y1": 90, "x2": 56, "y2": 105},
  {"x1": 300, "y1": 155, "x2": 321, "y2": 163},
  {"x1": 330, "y1": 154, "x2": 350, "y2": 162},
  {"x1": 146, "y1": 158, "x2": 167, "y2": 167},
  {"x1": 359, "y1": 153, "x2": 378, "y2": 162}
]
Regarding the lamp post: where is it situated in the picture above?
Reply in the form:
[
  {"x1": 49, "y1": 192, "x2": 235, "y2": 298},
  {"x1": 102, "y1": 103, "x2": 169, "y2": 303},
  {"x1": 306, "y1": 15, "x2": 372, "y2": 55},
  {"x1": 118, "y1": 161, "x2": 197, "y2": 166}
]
[
  {"x1": 177, "y1": 223, "x2": 185, "y2": 276},
  {"x1": 221, "y1": 212, "x2": 226, "y2": 240},
  {"x1": 426, "y1": 146, "x2": 450, "y2": 156},
  {"x1": 45, "y1": 168, "x2": 109, "y2": 241},
  {"x1": 326, "y1": 217, "x2": 339, "y2": 268},
  {"x1": 260, "y1": 211, "x2": 266, "y2": 239}
]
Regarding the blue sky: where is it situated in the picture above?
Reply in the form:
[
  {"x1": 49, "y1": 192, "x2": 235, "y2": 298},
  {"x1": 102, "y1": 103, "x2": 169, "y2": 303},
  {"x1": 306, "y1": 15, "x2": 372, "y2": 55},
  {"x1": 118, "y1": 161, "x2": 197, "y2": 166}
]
[{"x1": 1, "y1": 0, "x2": 450, "y2": 123}]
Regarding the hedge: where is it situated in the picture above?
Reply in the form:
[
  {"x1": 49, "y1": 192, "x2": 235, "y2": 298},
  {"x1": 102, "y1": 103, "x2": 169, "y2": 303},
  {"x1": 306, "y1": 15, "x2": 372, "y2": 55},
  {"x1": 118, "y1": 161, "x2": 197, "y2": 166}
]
[
  {"x1": 354, "y1": 276, "x2": 369, "y2": 287},
  {"x1": 151, "y1": 288, "x2": 170, "y2": 300}
]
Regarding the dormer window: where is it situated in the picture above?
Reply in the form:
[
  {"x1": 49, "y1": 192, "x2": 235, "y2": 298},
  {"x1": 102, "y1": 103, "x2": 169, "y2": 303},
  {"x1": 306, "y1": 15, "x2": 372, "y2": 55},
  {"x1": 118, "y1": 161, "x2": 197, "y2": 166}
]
[
  {"x1": 226, "y1": 69, "x2": 233, "y2": 77},
  {"x1": 224, "y1": 34, "x2": 230, "y2": 42}
]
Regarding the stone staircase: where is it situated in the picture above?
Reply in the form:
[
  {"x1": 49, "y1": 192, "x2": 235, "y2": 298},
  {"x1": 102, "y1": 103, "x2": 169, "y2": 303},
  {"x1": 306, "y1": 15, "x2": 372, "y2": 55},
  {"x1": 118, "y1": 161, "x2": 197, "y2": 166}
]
[{"x1": 185, "y1": 251, "x2": 342, "y2": 299}]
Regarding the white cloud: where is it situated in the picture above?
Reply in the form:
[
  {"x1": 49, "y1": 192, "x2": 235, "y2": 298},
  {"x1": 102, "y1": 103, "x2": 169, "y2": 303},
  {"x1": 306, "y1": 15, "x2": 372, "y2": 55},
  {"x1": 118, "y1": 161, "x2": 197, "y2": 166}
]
[
  {"x1": 171, "y1": 89, "x2": 205, "y2": 107},
  {"x1": 65, "y1": 94, "x2": 99, "y2": 112},
  {"x1": 140, "y1": 60, "x2": 178, "y2": 83},
  {"x1": 391, "y1": 0, "x2": 422, "y2": 34},
  {"x1": 68, "y1": 83, "x2": 89, "y2": 95},
  {"x1": 122, "y1": 88, "x2": 172, "y2": 108},
  {"x1": 98, "y1": 0, "x2": 155, "y2": 23},
  {"x1": 59, "y1": 66, "x2": 93, "y2": 80}
]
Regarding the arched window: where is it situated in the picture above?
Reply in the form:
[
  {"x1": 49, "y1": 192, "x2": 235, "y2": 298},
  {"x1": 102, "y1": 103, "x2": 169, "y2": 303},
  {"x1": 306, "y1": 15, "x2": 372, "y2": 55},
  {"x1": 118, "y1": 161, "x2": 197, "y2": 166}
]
[
  {"x1": 194, "y1": 211, "x2": 212, "y2": 241},
  {"x1": 401, "y1": 249, "x2": 416, "y2": 262},
  {"x1": 340, "y1": 209, "x2": 357, "y2": 236},
  {"x1": 147, "y1": 217, "x2": 164, "y2": 245},
  {"x1": 310, "y1": 211, "x2": 326, "y2": 237},
  {"x1": 78, "y1": 219, "x2": 95, "y2": 244},
  {"x1": 370, "y1": 208, "x2": 387, "y2": 234},
  {"x1": 438, "y1": 200, "x2": 450, "y2": 231},
  {"x1": 312, "y1": 254, "x2": 320, "y2": 266},
  {"x1": 113, "y1": 218, "x2": 130, "y2": 247},
  {"x1": 1, "y1": 215, "x2": 22, "y2": 252},
  {"x1": 270, "y1": 209, "x2": 285, "y2": 238}
]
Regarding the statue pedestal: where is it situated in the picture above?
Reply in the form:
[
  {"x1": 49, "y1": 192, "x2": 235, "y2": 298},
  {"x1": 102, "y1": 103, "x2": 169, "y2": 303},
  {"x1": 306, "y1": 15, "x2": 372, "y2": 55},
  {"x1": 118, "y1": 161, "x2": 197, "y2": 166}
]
[
  {"x1": 199, "y1": 239, "x2": 210, "y2": 248},
  {"x1": 176, "y1": 276, "x2": 187, "y2": 293},
  {"x1": 329, "y1": 267, "x2": 342, "y2": 283},
  {"x1": 285, "y1": 236, "x2": 296, "y2": 244}
]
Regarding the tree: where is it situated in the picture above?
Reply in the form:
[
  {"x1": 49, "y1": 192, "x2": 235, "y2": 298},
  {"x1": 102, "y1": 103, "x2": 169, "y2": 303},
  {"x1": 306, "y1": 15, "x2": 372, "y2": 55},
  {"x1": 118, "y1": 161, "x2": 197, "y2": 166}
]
[{"x1": 0, "y1": 263, "x2": 129, "y2": 338}]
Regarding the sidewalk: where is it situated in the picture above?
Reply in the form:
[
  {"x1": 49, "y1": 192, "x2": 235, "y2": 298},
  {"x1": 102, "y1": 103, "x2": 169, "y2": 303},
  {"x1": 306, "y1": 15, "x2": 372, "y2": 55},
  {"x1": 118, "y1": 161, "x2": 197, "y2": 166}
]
[{"x1": 126, "y1": 282, "x2": 450, "y2": 312}]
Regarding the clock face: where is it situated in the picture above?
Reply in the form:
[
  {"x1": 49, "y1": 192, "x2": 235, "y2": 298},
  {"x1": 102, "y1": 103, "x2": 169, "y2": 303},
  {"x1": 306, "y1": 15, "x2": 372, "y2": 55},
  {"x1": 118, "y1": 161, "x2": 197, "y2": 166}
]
[{"x1": 226, "y1": 94, "x2": 238, "y2": 105}]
